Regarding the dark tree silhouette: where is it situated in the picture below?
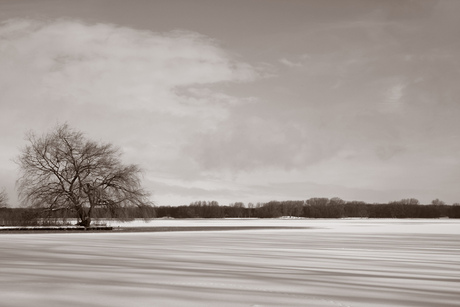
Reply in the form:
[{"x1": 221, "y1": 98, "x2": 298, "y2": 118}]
[
  {"x1": 16, "y1": 123, "x2": 153, "y2": 227},
  {"x1": 0, "y1": 188, "x2": 8, "y2": 208}
]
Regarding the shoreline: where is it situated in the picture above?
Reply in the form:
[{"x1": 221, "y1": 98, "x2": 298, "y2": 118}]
[{"x1": 0, "y1": 225, "x2": 309, "y2": 234}]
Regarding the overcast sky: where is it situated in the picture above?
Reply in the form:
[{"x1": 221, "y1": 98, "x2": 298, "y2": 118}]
[{"x1": 1, "y1": 0, "x2": 459, "y2": 206}]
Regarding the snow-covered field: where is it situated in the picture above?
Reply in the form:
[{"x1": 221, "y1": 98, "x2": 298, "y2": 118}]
[{"x1": 1, "y1": 219, "x2": 459, "y2": 307}]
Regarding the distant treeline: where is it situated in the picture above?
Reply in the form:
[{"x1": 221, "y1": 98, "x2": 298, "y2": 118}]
[
  {"x1": 0, "y1": 205, "x2": 155, "y2": 226},
  {"x1": 156, "y1": 198, "x2": 460, "y2": 219},
  {"x1": 2, "y1": 198, "x2": 460, "y2": 226}
]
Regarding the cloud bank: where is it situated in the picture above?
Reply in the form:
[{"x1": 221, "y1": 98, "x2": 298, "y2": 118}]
[{"x1": 0, "y1": 18, "x2": 260, "y2": 204}]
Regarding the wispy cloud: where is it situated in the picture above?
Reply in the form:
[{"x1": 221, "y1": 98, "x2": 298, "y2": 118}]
[
  {"x1": 386, "y1": 83, "x2": 405, "y2": 104},
  {"x1": 279, "y1": 57, "x2": 303, "y2": 68},
  {"x1": 0, "y1": 19, "x2": 258, "y2": 113},
  {"x1": 381, "y1": 82, "x2": 406, "y2": 113}
]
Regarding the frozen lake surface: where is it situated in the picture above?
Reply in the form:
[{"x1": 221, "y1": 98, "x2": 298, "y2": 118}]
[{"x1": 1, "y1": 219, "x2": 459, "y2": 306}]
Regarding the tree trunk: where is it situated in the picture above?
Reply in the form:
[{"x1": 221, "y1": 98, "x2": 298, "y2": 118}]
[
  {"x1": 78, "y1": 217, "x2": 91, "y2": 228},
  {"x1": 76, "y1": 205, "x2": 91, "y2": 228}
]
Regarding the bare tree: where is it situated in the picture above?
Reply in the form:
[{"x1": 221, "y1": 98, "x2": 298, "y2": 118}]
[
  {"x1": 431, "y1": 198, "x2": 446, "y2": 206},
  {"x1": 0, "y1": 188, "x2": 8, "y2": 208},
  {"x1": 16, "y1": 123, "x2": 153, "y2": 227}
]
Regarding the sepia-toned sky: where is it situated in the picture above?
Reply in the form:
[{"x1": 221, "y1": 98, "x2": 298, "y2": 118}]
[{"x1": 1, "y1": 0, "x2": 459, "y2": 206}]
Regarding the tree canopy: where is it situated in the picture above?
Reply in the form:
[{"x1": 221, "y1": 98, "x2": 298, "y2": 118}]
[{"x1": 16, "y1": 124, "x2": 153, "y2": 227}]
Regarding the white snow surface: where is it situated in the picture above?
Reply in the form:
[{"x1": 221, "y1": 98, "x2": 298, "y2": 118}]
[{"x1": 1, "y1": 219, "x2": 459, "y2": 307}]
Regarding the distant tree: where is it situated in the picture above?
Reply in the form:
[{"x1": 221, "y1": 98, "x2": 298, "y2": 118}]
[
  {"x1": 449, "y1": 203, "x2": 460, "y2": 218},
  {"x1": 397, "y1": 198, "x2": 420, "y2": 217},
  {"x1": 307, "y1": 198, "x2": 329, "y2": 218},
  {"x1": 228, "y1": 202, "x2": 245, "y2": 218},
  {"x1": 344, "y1": 201, "x2": 368, "y2": 217},
  {"x1": 431, "y1": 199, "x2": 446, "y2": 206},
  {"x1": 418, "y1": 205, "x2": 441, "y2": 218},
  {"x1": 247, "y1": 203, "x2": 254, "y2": 218},
  {"x1": 328, "y1": 197, "x2": 345, "y2": 218},
  {"x1": 0, "y1": 188, "x2": 8, "y2": 208},
  {"x1": 307, "y1": 197, "x2": 346, "y2": 218},
  {"x1": 256, "y1": 201, "x2": 283, "y2": 218},
  {"x1": 205, "y1": 201, "x2": 224, "y2": 218},
  {"x1": 279, "y1": 201, "x2": 304, "y2": 217},
  {"x1": 306, "y1": 198, "x2": 329, "y2": 207},
  {"x1": 16, "y1": 123, "x2": 153, "y2": 227},
  {"x1": 400, "y1": 198, "x2": 420, "y2": 205}
]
